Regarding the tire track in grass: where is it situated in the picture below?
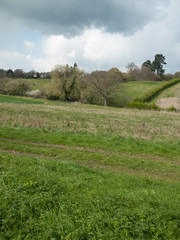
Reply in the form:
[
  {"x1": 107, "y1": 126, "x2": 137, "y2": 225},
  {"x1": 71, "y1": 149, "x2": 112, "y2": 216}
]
[
  {"x1": 0, "y1": 137, "x2": 107, "y2": 154},
  {"x1": 0, "y1": 137, "x2": 179, "y2": 165},
  {"x1": 1, "y1": 149, "x2": 179, "y2": 183}
]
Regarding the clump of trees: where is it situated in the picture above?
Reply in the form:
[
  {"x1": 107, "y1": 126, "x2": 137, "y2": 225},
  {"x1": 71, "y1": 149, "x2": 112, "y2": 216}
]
[
  {"x1": 125, "y1": 62, "x2": 159, "y2": 81},
  {"x1": 125, "y1": 54, "x2": 172, "y2": 81},
  {"x1": 45, "y1": 65, "x2": 123, "y2": 106},
  {"x1": 0, "y1": 78, "x2": 30, "y2": 96},
  {"x1": 45, "y1": 64, "x2": 83, "y2": 101},
  {"x1": 142, "y1": 54, "x2": 167, "y2": 76},
  {"x1": 0, "y1": 68, "x2": 50, "y2": 79},
  {"x1": 81, "y1": 68, "x2": 123, "y2": 106}
]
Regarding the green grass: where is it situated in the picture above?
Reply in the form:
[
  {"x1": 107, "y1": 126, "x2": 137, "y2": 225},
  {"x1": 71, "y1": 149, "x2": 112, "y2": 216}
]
[
  {"x1": 0, "y1": 97, "x2": 180, "y2": 239},
  {"x1": 0, "y1": 94, "x2": 47, "y2": 104},
  {"x1": 109, "y1": 81, "x2": 164, "y2": 107},
  {"x1": 1, "y1": 152, "x2": 180, "y2": 239},
  {"x1": 24, "y1": 78, "x2": 51, "y2": 90}
]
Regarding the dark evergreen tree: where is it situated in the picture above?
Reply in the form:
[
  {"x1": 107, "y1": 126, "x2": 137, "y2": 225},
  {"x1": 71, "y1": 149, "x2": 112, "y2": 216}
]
[
  {"x1": 151, "y1": 54, "x2": 166, "y2": 75},
  {"x1": 142, "y1": 60, "x2": 152, "y2": 68}
]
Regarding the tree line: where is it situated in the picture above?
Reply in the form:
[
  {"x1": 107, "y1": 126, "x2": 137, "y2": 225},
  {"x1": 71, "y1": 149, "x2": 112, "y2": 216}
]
[
  {"x1": 1, "y1": 54, "x2": 180, "y2": 107},
  {"x1": 0, "y1": 69, "x2": 50, "y2": 79}
]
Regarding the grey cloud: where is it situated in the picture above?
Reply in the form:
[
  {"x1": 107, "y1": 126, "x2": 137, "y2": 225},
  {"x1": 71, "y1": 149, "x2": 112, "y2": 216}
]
[{"x1": 0, "y1": 0, "x2": 163, "y2": 36}]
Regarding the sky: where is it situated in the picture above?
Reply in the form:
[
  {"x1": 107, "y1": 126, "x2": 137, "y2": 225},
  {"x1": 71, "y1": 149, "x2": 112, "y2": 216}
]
[{"x1": 0, "y1": 0, "x2": 180, "y2": 74}]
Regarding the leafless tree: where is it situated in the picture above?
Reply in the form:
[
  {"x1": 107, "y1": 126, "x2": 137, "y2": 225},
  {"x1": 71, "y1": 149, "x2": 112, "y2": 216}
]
[{"x1": 84, "y1": 69, "x2": 123, "y2": 106}]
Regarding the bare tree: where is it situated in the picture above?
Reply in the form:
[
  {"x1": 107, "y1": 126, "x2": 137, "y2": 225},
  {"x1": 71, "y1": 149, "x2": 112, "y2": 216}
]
[
  {"x1": 139, "y1": 67, "x2": 159, "y2": 81},
  {"x1": 84, "y1": 70, "x2": 123, "y2": 106}
]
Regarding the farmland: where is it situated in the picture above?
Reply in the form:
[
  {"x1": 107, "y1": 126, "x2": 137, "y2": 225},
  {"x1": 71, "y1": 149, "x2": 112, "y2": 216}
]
[{"x1": 0, "y1": 95, "x2": 180, "y2": 239}]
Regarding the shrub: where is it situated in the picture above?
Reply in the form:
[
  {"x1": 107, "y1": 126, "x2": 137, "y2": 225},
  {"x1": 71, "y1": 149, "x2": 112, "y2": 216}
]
[
  {"x1": 167, "y1": 106, "x2": 176, "y2": 112},
  {"x1": 4, "y1": 80, "x2": 30, "y2": 96},
  {"x1": 0, "y1": 78, "x2": 9, "y2": 94},
  {"x1": 126, "y1": 102, "x2": 160, "y2": 110}
]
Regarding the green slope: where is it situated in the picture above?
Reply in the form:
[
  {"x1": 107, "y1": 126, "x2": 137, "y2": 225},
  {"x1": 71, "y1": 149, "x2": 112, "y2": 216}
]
[{"x1": 0, "y1": 98, "x2": 180, "y2": 239}]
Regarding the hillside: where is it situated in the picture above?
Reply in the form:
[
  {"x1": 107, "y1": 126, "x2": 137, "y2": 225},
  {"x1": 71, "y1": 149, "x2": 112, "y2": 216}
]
[
  {"x1": 154, "y1": 82, "x2": 180, "y2": 110},
  {"x1": 0, "y1": 95, "x2": 180, "y2": 239}
]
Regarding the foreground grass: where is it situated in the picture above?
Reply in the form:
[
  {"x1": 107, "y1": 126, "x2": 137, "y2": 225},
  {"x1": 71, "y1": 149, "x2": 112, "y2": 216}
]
[
  {"x1": 0, "y1": 96, "x2": 179, "y2": 239},
  {"x1": 1, "y1": 152, "x2": 180, "y2": 239}
]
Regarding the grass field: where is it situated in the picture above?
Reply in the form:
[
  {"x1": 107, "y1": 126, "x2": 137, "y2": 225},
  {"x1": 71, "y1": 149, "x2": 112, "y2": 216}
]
[
  {"x1": 0, "y1": 94, "x2": 47, "y2": 104},
  {"x1": 109, "y1": 81, "x2": 164, "y2": 106},
  {"x1": 0, "y1": 95, "x2": 180, "y2": 239},
  {"x1": 25, "y1": 78, "x2": 51, "y2": 90}
]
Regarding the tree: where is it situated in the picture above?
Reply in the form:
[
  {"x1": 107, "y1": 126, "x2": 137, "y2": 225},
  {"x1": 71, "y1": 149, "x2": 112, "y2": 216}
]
[
  {"x1": 126, "y1": 62, "x2": 139, "y2": 81},
  {"x1": 26, "y1": 70, "x2": 36, "y2": 78},
  {"x1": 151, "y1": 54, "x2": 166, "y2": 75},
  {"x1": 126, "y1": 62, "x2": 138, "y2": 72},
  {"x1": 14, "y1": 69, "x2": 25, "y2": 78},
  {"x1": 142, "y1": 60, "x2": 152, "y2": 69},
  {"x1": 6, "y1": 69, "x2": 14, "y2": 78},
  {"x1": 173, "y1": 71, "x2": 180, "y2": 78},
  {"x1": 140, "y1": 67, "x2": 159, "y2": 81},
  {"x1": 46, "y1": 64, "x2": 83, "y2": 101},
  {"x1": 0, "y1": 69, "x2": 6, "y2": 78},
  {"x1": 84, "y1": 70, "x2": 123, "y2": 106}
]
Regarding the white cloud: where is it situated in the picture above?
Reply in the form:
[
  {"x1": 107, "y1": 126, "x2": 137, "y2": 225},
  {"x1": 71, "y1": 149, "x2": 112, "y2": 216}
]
[
  {"x1": 0, "y1": 49, "x2": 30, "y2": 70},
  {"x1": 24, "y1": 40, "x2": 35, "y2": 50}
]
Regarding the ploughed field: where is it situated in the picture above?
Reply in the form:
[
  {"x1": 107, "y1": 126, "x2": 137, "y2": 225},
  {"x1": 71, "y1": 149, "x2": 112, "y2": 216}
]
[{"x1": 0, "y1": 95, "x2": 180, "y2": 239}]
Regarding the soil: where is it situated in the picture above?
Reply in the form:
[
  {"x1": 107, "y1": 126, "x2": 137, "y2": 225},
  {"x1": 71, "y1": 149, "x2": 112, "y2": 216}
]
[{"x1": 157, "y1": 97, "x2": 180, "y2": 110}]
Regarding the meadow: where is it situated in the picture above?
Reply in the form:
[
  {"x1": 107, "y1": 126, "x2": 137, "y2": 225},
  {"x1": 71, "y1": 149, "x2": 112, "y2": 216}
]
[
  {"x1": 26, "y1": 78, "x2": 51, "y2": 90},
  {"x1": 0, "y1": 95, "x2": 180, "y2": 239},
  {"x1": 109, "y1": 81, "x2": 163, "y2": 107}
]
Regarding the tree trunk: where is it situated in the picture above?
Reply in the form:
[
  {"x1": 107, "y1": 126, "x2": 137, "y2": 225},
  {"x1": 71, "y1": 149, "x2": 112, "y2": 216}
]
[{"x1": 104, "y1": 97, "x2": 107, "y2": 106}]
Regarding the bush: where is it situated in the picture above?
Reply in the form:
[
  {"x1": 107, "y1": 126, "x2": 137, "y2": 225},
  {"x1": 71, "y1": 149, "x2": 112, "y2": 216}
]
[
  {"x1": 134, "y1": 78, "x2": 180, "y2": 102},
  {"x1": 4, "y1": 80, "x2": 30, "y2": 96},
  {"x1": 0, "y1": 78, "x2": 9, "y2": 94},
  {"x1": 126, "y1": 102, "x2": 160, "y2": 110},
  {"x1": 0, "y1": 78, "x2": 30, "y2": 96},
  {"x1": 167, "y1": 106, "x2": 176, "y2": 112}
]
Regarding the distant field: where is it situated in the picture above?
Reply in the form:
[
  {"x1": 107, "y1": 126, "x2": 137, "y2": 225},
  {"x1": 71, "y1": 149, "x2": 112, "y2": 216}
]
[
  {"x1": 0, "y1": 95, "x2": 180, "y2": 239},
  {"x1": 110, "y1": 81, "x2": 164, "y2": 106},
  {"x1": 26, "y1": 78, "x2": 51, "y2": 90},
  {"x1": 11, "y1": 78, "x2": 51, "y2": 90}
]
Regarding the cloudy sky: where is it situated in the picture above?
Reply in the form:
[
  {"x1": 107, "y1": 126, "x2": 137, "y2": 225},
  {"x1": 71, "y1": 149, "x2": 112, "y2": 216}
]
[{"x1": 0, "y1": 0, "x2": 180, "y2": 73}]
